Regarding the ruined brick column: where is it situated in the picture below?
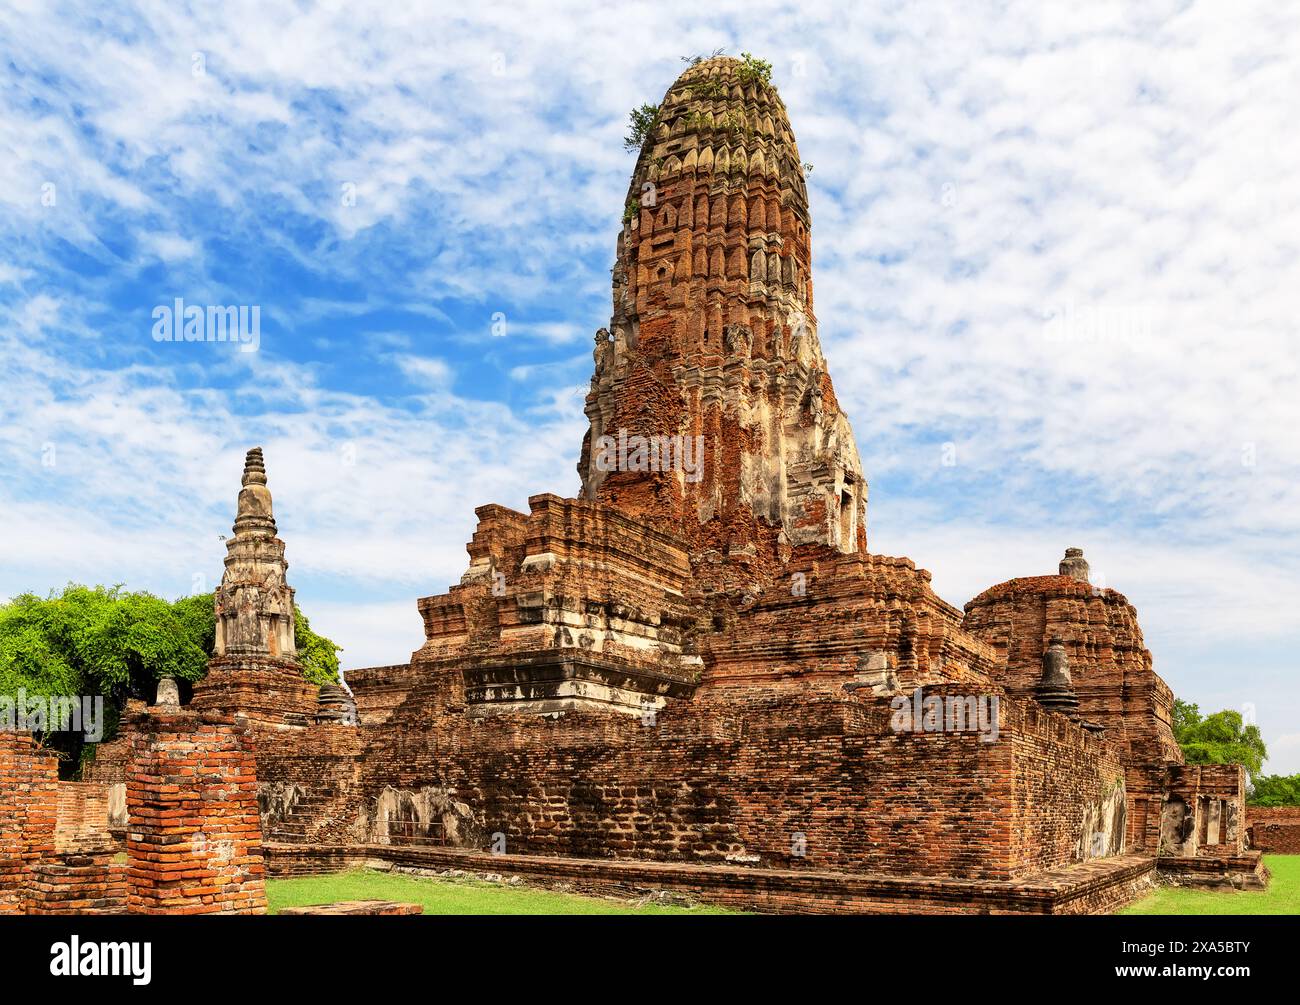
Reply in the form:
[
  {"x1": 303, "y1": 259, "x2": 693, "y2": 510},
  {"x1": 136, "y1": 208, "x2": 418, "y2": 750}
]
[
  {"x1": 192, "y1": 447, "x2": 317, "y2": 725},
  {"x1": 0, "y1": 732, "x2": 58, "y2": 914},
  {"x1": 126, "y1": 709, "x2": 267, "y2": 915}
]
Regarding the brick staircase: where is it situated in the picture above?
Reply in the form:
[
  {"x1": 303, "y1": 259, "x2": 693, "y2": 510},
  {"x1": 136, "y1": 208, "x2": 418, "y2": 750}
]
[{"x1": 268, "y1": 787, "x2": 344, "y2": 844}]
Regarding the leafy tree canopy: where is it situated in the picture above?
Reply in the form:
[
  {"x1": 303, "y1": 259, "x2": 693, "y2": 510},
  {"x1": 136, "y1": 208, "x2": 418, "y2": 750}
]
[
  {"x1": 0, "y1": 584, "x2": 341, "y2": 765},
  {"x1": 1248, "y1": 774, "x2": 1300, "y2": 807},
  {"x1": 1172, "y1": 698, "x2": 1267, "y2": 780}
]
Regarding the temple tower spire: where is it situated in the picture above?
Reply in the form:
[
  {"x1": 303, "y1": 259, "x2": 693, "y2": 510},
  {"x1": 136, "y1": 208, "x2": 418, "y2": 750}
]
[
  {"x1": 214, "y1": 447, "x2": 296, "y2": 660},
  {"x1": 578, "y1": 56, "x2": 866, "y2": 563},
  {"x1": 194, "y1": 446, "x2": 319, "y2": 725}
]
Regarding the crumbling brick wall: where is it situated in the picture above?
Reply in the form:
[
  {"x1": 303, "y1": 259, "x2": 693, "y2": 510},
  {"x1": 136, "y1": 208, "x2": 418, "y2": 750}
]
[
  {"x1": 253, "y1": 723, "x2": 365, "y2": 844},
  {"x1": 324, "y1": 673, "x2": 1127, "y2": 882},
  {"x1": 0, "y1": 732, "x2": 57, "y2": 914},
  {"x1": 1160, "y1": 764, "x2": 1247, "y2": 858},
  {"x1": 0, "y1": 734, "x2": 130, "y2": 915},
  {"x1": 962, "y1": 575, "x2": 1181, "y2": 766},
  {"x1": 1246, "y1": 806, "x2": 1300, "y2": 853}
]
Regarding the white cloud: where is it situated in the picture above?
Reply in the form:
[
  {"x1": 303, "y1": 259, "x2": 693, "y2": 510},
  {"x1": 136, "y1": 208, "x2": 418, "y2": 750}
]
[{"x1": 140, "y1": 232, "x2": 201, "y2": 262}]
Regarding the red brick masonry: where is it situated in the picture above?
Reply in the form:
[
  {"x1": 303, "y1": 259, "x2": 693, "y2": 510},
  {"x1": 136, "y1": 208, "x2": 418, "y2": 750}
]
[
  {"x1": 126, "y1": 710, "x2": 267, "y2": 915},
  {"x1": 1246, "y1": 807, "x2": 1300, "y2": 854}
]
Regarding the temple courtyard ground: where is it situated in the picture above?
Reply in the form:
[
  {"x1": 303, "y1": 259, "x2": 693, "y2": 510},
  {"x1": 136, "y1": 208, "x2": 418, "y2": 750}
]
[
  {"x1": 266, "y1": 868, "x2": 741, "y2": 915},
  {"x1": 265, "y1": 857, "x2": 1299, "y2": 916},
  {"x1": 1121, "y1": 855, "x2": 1300, "y2": 916}
]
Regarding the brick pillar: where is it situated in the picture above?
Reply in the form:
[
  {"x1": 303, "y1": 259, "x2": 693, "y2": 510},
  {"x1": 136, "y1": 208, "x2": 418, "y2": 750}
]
[
  {"x1": 126, "y1": 710, "x2": 267, "y2": 914},
  {"x1": 0, "y1": 732, "x2": 59, "y2": 914}
]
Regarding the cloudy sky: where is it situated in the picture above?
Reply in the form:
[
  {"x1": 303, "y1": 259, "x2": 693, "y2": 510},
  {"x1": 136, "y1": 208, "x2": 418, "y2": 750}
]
[{"x1": 2, "y1": 2, "x2": 1297, "y2": 771}]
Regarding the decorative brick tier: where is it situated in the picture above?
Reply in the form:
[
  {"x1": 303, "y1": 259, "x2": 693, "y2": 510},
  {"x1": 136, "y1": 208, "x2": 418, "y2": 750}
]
[
  {"x1": 264, "y1": 843, "x2": 1156, "y2": 915},
  {"x1": 191, "y1": 654, "x2": 319, "y2": 727}
]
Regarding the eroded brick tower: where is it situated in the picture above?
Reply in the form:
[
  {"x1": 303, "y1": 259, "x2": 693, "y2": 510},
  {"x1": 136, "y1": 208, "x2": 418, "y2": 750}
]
[
  {"x1": 579, "y1": 56, "x2": 866, "y2": 563},
  {"x1": 192, "y1": 447, "x2": 317, "y2": 725}
]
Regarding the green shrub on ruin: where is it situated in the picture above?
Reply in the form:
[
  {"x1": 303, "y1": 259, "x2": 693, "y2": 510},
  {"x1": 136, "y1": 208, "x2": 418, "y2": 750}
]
[
  {"x1": 0, "y1": 583, "x2": 341, "y2": 765},
  {"x1": 623, "y1": 103, "x2": 660, "y2": 153},
  {"x1": 737, "y1": 52, "x2": 773, "y2": 87}
]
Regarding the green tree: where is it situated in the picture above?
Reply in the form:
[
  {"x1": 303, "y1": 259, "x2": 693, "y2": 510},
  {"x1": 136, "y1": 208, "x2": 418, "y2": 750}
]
[
  {"x1": 0, "y1": 584, "x2": 341, "y2": 770},
  {"x1": 1248, "y1": 774, "x2": 1300, "y2": 806},
  {"x1": 1172, "y1": 699, "x2": 1267, "y2": 779},
  {"x1": 294, "y1": 606, "x2": 342, "y2": 686}
]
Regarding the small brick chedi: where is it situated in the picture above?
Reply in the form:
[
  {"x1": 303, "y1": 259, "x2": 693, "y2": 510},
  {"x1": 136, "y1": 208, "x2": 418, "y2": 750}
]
[{"x1": 9, "y1": 57, "x2": 1263, "y2": 915}]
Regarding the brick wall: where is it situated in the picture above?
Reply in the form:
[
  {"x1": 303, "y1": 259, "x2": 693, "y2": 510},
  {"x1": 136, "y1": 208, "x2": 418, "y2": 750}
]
[
  {"x1": 54, "y1": 782, "x2": 116, "y2": 853},
  {"x1": 1246, "y1": 806, "x2": 1300, "y2": 853},
  {"x1": 271, "y1": 674, "x2": 1128, "y2": 883},
  {"x1": 26, "y1": 854, "x2": 127, "y2": 915},
  {"x1": 254, "y1": 722, "x2": 364, "y2": 844},
  {"x1": 0, "y1": 732, "x2": 58, "y2": 914},
  {"x1": 1161, "y1": 764, "x2": 1247, "y2": 858},
  {"x1": 126, "y1": 710, "x2": 267, "y2": 915}
]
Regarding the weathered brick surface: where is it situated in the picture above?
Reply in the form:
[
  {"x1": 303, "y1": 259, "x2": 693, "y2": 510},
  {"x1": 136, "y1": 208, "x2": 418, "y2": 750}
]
[
  {"x1": 255, "y1": 722, "x2": 364, "y2": 845},
  {"x1": 0, "y1": 732, "x2": 58, "y2": 914},
  {"x1": 279, "y1": 899, "x2": 422, "y2": 915},
  {"x1": 963, "y1": 574, "x2": 1181, "y2": 770},
  {"x1": 54, "y1": 782, "x2": 116, "y2": 853},
  {"x1": 191, "y1": 654, "x2": 319, "y2": 726},
  {"x1": 1246, "y1": 806, "x2": 1300, "y2": 853},
  {"x1": 26, "y1": 853, "x2": 127, "y2": 915},
  {"x1": 577, "y1": 56, "x2": 867, "y2": 565},
  {"x1": 256, "y1": 674, "x2": 1126, "y2": 884},
  {"x1": 1157, "y1": 850, "x2": 1269, "y2": 890},
  {"x1": 125, "y1": 710, "x2": 267, "y2": 915}
]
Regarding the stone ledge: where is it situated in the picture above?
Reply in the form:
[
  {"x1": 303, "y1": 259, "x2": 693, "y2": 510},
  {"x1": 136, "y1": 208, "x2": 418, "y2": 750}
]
[
  {"x1": 1156, "y1": 851, "x2": 1269, "y2": 890},
  {"x1": 279, "y1": 900, "x2": 422, "y2": 916},
  {"x1": 264, "y1": 843, "x2": 1155, "y2": 915}
]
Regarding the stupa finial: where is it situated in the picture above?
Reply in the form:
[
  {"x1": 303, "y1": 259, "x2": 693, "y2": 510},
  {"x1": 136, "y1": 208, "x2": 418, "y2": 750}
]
[{"x1": 242, "y1": 446, "x2": 267, "y2": 487}]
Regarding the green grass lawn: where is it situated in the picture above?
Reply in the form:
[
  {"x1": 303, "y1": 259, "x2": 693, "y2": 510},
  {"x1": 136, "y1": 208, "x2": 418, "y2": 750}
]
[
  {"x1": 267, "y1": 868, "x2": 740, "y2": 915},
  {"x1": 1121, "y1": 855, "x2": 1300, "y2": 915}
]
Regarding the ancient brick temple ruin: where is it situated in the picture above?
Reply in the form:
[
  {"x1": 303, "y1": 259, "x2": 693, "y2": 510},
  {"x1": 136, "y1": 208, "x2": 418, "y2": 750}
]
[{"x1": 0, "y1": 57, "x2": 1267, "y2": 914}]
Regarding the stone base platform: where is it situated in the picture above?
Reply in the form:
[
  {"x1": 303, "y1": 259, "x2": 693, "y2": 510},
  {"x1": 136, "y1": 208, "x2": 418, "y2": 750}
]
[
  {"x1": 265, "y1": 844, "x2": 1156, "y2": 915},
  {"x1": 280, "y1": 900, "x2": 423, "y2": 916},
  {"x1": 1156, "y1": 851, "x2": 1269, "y2": 890}
]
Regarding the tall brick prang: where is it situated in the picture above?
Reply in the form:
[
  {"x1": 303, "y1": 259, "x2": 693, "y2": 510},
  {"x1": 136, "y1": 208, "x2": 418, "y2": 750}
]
[{"x1": 579, "y1": 56, "x2": 866, "y2": 564}]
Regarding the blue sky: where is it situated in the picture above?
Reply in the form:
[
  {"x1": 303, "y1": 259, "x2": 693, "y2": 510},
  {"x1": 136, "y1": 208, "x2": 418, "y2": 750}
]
[{"x1": 2, "y1": 2, "x2": 1298, "y2": 771}]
